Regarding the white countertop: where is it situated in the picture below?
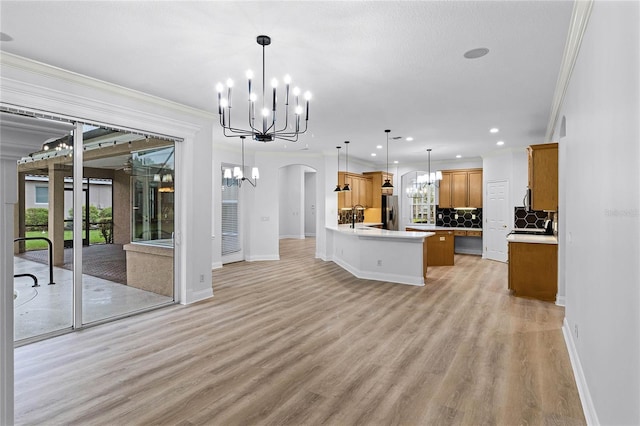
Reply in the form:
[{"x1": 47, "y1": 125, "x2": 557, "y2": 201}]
[
  {"x1": 328, "y1": 224, "x2": 434, "y2": 240},
  {"x1": 507, "y1": 234, "x2": 558, "y2": 245},
  {"x1": 404, "y1": 224, "x2": 483, "y2": 232}
]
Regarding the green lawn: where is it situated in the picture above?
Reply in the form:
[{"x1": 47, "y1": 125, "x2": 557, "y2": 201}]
[{"x1": 20, "y1": 230, "x2": 108, "y2": 250}]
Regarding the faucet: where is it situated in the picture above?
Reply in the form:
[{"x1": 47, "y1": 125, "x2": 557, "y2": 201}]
[{"x1": 351, "y1": 205, "x2": 365, "y2": 228}]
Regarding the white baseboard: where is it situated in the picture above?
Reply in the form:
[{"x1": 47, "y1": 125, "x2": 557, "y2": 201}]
[
  {"x1": 562, "y1": 318, "x2": 599, "y2": 425},
  {"x1": 185, "y1": 287, "x2": 213, "y2": 305},
  {"x1": 246, "y1": 254, "x2": 280, "y2": 261},
  {"x1": 211, "y1": 261, "x2": 223, "y2": 270},
  {"x1": 555, "y1": 295, "x2": 566, "y2": 307},
  {"x1": 332, "y1": 258, "x2": 424, "y2": 287}
]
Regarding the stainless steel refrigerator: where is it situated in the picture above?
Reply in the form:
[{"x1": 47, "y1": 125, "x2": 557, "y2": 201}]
[{"x1": 381, "y1": 195, "x2": 399, "y2": 230}]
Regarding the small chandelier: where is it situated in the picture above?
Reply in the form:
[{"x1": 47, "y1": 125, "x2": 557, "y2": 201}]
[
  {"x1": 405, "y1": 149, "x2": 442, "y2": 198},
  {"x1": 230, "y1": 136, "x2": 259, "y2": 188},
  {"x1": 216, "y1": 35, "x2": 311, "y2": 143},
  {"x1": 425, "y1": 148, "x2": 443, "y2": 186}
]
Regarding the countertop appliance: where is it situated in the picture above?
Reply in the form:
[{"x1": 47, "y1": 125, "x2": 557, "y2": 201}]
[{"x1": 381, "y1": 195, "x2": 399, "y2": 230}]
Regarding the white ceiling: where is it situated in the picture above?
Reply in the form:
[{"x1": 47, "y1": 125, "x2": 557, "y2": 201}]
[{"x1": 0, "y1": 1, "x2": 573, "y2": 167}]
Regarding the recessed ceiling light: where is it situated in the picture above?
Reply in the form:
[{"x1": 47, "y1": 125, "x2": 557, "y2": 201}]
[
  {"x1": 405, "y1": 137, "x2": 414, "y2": 141},
  {"x1": 490, "y1": 128, "x2": 499, "y2": 133},
  {"x1": 456, "y1": 155, "x2": 462, "y2": 158},
  {"x1": 376, "y1": 145, "x2": 383, "y2": 149},
  {"x1": 496, "y1": 141, "x2": 505, "y2": 146},
  {"x1": 371, "y1": 153, "x2": 377, "y2": 157},
  {"x1": 464, "y1": 47, "x2": 489, "y2": 59},
  {"x1": 393, "y1": 160, "x2": 399, "y2": 164}
]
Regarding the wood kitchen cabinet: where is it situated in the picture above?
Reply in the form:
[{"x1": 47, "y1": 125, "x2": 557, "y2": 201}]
[
  {"x1": 438, "y1": 168, "x2": 482, "y2": 208},
  {"x1": 407, "y1": 228, "x2": 454, "y2": 266},
  {"x1": 438, "y1": 172, "x2": 452, "y2": 208},
  {"x1": 363, "y1": 171, "x2": 393, "y2": 208},
  {"x1": 508, "y1": 241, "x2": 557, "y2": 302},
  {"x1": 338, "y1": 172, "x2": 372, "y2": 209},
  {"x1": 453, "y1": 230, "x2": 482, "y2": 237},
  {"x1": 528, "y1": 143, "x2": 558, "y2": 211}
]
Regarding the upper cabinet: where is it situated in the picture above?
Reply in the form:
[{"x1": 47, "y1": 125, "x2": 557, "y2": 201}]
[
  {"x1": 528, "y1": 143, "x2": 558, "y2": 211},
  {"x1": 363, "y1": 171, "x2": 394, "y2": 208},
  {"x1": 338, "y1": 172, "x2": 373, "y2": 209},
  {"x1": 439, "y1": 168, "x2": 483, "y2": 208}
]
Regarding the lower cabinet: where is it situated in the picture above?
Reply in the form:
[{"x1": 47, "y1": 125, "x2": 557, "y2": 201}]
[
  {"x1": 406, "y1": 229, "x2": 454, "y2": 266},
  {"x1": 508, "y1": 242, "x2": 558, "y2": 302}
]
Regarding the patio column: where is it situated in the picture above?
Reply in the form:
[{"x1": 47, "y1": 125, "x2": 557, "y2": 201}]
[
  {"x1": 14, "y1": 171, "x2": 26, "y2": 254},
  {"x1": 48, "y1": 164, "x2": 66, "y2": 266}
]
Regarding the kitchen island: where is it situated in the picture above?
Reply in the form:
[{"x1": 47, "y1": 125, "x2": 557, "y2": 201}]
[
  {"x1": 406, "y1": 224, "x2": 483, "y2": 265},
  {"x1": 326, "y1": 224, "x2": 434, "y2": 286}
]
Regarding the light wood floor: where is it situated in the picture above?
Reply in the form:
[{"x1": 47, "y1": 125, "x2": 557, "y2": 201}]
[{"x1": 14, "y1": 238, "x2": 585, "y2": 425}]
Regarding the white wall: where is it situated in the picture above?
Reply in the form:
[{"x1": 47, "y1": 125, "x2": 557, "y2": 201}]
[
  {"x1": 304, "y1": 170, "x2": 317, "y2": 236},
  {"x1": 556, "y1": 2, "x2": 639, "y2": 424},
  {"x1": 278, "y1": 164, "x2": 313, "y2": 239}
]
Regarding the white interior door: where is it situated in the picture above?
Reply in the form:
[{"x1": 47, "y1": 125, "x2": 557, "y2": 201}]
[{"x1": 485, "y1": 180, "x2": 510, "y2": 262}]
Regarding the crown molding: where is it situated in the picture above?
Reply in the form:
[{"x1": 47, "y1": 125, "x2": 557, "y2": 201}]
[{"x1": 545, "y1": 0, "x2": 594, "y2": 142}]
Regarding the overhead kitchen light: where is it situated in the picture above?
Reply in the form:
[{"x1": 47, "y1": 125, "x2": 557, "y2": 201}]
[
  {"x1": 334, "y1": 146, "x2": 342, "y2": 192},
  {"x1": 407, "y1": 149, "x2": 442, "y2": 197},
  {"x1": 497, "y1": 140, "x2": 505, "y2": 146},
  {"x1": 426, "y1": 149, "x2": 442, "y2": 185},
  {"x1": 216, "y1": 35, "x2": 311, "y2": 143},
  {"x1": 342, "y1": 141, "x2": 351, "y2": 191},
  {"x1": 381, "y1": 130, "x2": 393, "y2": 188},
  {"x1": 490, "y1": 127, "x2": 499, "y2": 133},
  {"x1": 233, "y1": 136, "x2": 259, "y2": 188}
]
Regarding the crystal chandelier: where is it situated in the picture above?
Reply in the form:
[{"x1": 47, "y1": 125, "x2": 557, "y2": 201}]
[
  {"x1": 216, "y1": 35, "x2": 311, "y2": 143},
  {"x1": 405, "y1": 148, "x2": 442, "y2": 198}
]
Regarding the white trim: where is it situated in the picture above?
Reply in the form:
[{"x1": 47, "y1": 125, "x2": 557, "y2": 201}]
[
  {"x1": 0, "y1": 160, "x2": 17, "y2": 425},
  {"x1": 186, "y1": 288, "x2": 214, "y2": 305},
  {"x1": 211, "y1": 262, "x2": 223, "y2": 270},
  {"x1": 279, "y1": 234, "x2": 305, "y2": 240},
  {"x1": 545, "y1": 0, "x2": 594, "y2": 142},
  {"x1": 246, "y1": 255, "x2": 280, "y2": 261},
  {"x1": 332, "y1": 257, "x2": 424, "y2": 286},
  {"x1": 555, "y1": 295, "x2": 566, "y2": 307},
  {"x1": 562, "y1": 318, "x2": 600, "y2": 426}
]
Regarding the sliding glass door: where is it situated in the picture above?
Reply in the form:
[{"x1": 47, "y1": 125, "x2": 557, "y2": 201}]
[
  {"x1": 12, "y1": 111, "x2": 178, "y2": 343},
  {"x1": 81, "y1": 126, "x2": 175, "y2": 324}
]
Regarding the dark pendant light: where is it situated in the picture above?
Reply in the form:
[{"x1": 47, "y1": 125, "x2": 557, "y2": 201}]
[
  {"x1": 334, "y1": 146, "x2": 342, "y2": 192},
  {"x1": 342, "y1": 140, "x2": 351, "y2": 191},
  {"x1": 381, "y1": 129, "x2": 393, "y2": 188}
]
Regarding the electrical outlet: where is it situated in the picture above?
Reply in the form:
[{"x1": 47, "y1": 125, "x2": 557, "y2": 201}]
[
  {"x1": 454, "y1": 214, "x2": 458, "y2": 219},
  {"x1": 199, "y1": 274, "x2": 205, "y2": 283},
  {"x1": 574, "y1": 324, "x2": 579, "y2": 339},
  {"x1": 472, "y1": 214, "x2": 476, "y2": 220},
  {"x1": 438, "y1": 213, "x2": 443, "y2": 219},
  {"x1": 377, "y1": 260, "x2": 382, "y2": 266}
]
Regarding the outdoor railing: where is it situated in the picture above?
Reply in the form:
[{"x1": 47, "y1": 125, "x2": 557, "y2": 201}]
[{"x1": 13, "y1": 237, "x2": 55, "y2": 285}]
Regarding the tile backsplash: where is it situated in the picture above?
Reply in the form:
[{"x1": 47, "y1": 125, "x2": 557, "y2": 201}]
[
  {"x1": 513, "y1": 207, "x2": 549, "y2": 229},
  {"x1": 436, "y1": 208, "x2": 482, "y2": 228},
  {"x1": 338, "y1": 209, "x2": 365, "y2": 225}
]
